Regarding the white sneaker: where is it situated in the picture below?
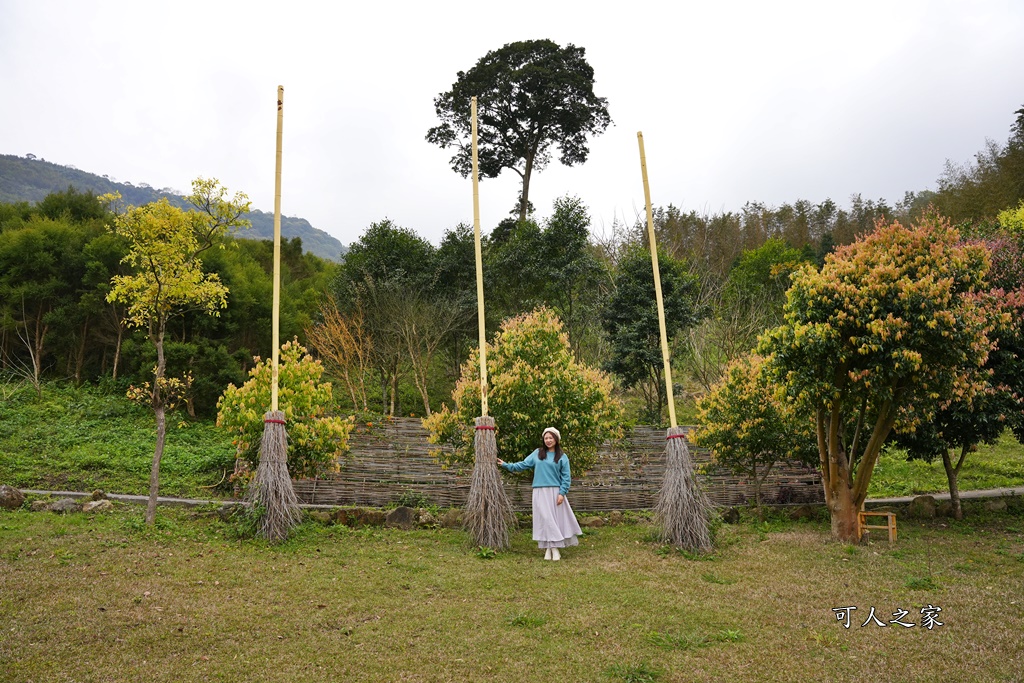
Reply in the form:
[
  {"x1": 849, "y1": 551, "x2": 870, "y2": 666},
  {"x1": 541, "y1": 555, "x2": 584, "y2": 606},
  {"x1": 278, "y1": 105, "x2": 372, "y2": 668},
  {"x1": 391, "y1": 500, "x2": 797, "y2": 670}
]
[
  {"x1": 551, "y1": 548, "x2": 561, "y2": 561},
  {"x1": 544, "y1": 548, "x2": 552, "y2": 561}
]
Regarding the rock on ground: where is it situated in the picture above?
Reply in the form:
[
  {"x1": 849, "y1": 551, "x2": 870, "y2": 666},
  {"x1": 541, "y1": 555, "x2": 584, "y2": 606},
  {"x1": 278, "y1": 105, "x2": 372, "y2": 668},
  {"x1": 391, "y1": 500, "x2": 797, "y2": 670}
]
[
  {"x1": 788, "y1": 505, "x2": 816, "y2": 521},
  {"x1": 49, "y1": 498, "x2": 82, "y2": 514},
  {"x1": 439, "y1": 508, "x2": 463, "y2": 529},
  {"x1": 385, "y1": 506, "x2": 417, "y2": 530},
  {"x1": 83, "y1": 499, "x2": 114, "y2": 513},
  {"x1": 984, "y1": 499, "x2": 1008, "y2": 513},
  {"x1": 333, "y1": 508, "x2": 387, "y2": 527},
  {"x1": 0, "y1": 485, "x2": 24, "y2": 510},
  {"x1": 721, "y1": 507, "x2": 742, "y2": 524},
  {"x1": 907, "y1": 495, "x2": 937, "y2": 519},
  {"x1": 307, "y1": 510, "x2": 333, "y2": 524}
]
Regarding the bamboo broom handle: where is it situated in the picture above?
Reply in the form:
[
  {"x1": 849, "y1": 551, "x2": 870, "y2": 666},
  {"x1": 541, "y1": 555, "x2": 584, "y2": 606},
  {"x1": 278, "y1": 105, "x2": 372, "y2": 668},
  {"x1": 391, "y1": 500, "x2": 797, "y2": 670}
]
[
  {"x1": 471, "y1": 97, "x2": 488, "y2": 416},
  {"x1": 637, "y1": 132, "x2": 677, "y2": 428},
  {"x1": 271, "y1": 86, "x2": 284, "y2": 413}
]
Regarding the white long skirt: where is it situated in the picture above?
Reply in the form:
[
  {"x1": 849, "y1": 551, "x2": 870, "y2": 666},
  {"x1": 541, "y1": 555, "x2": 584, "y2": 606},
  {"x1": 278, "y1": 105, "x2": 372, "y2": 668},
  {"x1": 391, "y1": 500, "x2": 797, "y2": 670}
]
[{"x1": 532, "y1": 486, "x2": 583, "y2": 549}]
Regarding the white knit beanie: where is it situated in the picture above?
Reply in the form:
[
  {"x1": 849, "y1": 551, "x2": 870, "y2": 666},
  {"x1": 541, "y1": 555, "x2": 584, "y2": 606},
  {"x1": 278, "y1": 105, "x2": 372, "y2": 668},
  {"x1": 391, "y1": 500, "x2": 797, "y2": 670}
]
[{"x1": 542, "y1": 427, "x2": 561, "y2": 441}]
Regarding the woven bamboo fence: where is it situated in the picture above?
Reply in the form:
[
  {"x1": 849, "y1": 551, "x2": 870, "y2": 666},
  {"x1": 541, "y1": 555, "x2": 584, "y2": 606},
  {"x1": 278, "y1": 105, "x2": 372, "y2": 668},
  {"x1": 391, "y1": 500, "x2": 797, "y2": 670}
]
[{"x1": 292, "y1": 418, "x2": 823, "y2": 511}]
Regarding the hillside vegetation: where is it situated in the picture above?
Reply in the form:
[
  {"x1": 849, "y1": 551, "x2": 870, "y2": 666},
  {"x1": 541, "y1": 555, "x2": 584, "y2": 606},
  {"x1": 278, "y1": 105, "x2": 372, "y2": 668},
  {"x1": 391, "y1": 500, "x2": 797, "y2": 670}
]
[{"x1": 0, "y1": 154, "x2": 345, "y2": 261}]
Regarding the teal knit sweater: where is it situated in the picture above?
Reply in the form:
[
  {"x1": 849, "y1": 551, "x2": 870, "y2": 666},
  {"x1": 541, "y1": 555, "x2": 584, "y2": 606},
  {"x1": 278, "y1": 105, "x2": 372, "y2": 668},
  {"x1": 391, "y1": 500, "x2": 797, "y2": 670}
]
[{"x1": 501, "y1": 449, "x2": 572, "y2": 495}]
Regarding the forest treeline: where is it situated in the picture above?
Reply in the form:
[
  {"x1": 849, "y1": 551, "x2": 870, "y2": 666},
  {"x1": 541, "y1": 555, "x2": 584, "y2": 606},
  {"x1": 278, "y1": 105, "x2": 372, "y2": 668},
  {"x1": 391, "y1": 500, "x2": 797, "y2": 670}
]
[{"x1": 2, "y1": 104, "x2": 1022, "y2": 423}]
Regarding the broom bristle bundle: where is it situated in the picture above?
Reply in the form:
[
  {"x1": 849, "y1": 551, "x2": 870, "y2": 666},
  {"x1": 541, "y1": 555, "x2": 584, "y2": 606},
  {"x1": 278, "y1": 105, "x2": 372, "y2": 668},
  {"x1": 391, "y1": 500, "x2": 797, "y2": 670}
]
[
  {"x1": 655, "y1": 426, "x2": 713, "y2": 552},
  {"x1": 464, "y1": 416, "x2": 515, "y2": 550},
  {"x1": 246, "y1": 410, "x2": 301, "y2": 542}
]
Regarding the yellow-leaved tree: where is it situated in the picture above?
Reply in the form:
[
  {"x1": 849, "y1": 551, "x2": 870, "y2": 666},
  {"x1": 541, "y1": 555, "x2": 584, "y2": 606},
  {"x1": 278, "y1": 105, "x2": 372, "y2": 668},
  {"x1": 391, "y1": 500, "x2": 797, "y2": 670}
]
[{"x1": 105, "y1": 178, "x2": 250, "y2": 525}]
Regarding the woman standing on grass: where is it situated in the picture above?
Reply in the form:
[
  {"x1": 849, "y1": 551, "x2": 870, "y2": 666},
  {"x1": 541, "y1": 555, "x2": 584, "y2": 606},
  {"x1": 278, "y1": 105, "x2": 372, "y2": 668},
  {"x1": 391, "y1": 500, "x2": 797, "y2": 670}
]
[{"x1": 497, "y1": 427, "x2": 583, "y2": 561}]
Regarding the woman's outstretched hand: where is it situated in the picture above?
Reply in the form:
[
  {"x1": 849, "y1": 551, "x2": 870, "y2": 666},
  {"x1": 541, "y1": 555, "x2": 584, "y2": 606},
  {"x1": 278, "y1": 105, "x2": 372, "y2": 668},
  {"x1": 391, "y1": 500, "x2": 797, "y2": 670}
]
[
  {"x1": 557, "y1": 494, "x2": 564, "y2": 505},
  {"x1": 496, "y1": 458, "x2": 505, "y2": 466}
]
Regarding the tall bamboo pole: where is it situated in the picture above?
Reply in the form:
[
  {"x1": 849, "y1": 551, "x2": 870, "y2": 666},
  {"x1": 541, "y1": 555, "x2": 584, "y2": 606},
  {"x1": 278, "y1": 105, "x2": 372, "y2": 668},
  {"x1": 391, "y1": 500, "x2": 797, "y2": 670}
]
[
  {"x1": 472, "y1": 96, "x2": 488, "y2": 416},
  {"x1": 640, "y1": 131, "x2": 712, "y2": 551},
  {"x1": 637, "y1": 131, "x2": 676, "y2": 428},
  {"x1": 464, "y1": 96, "x2": 512, "y2": 550},
  {"x1": 272, "y1": 85, "x2": 284, "y2": 411},
  {"x1": 249, "y1": 85, "x2": 300, "y2": 542}
]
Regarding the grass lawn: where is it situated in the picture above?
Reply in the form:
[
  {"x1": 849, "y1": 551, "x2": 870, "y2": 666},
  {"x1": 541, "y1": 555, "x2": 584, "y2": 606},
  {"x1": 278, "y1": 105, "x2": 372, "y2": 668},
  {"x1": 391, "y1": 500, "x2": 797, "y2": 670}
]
[
  {"x1": 1, "y1": 504, "x2": 1022, "y2": 682},
  {"x1": 869, "y1": 431, "x2": 1024, "y2": 499},
  {"x1": 0, "y1": 383, "x2": 235, "y2": 498}
]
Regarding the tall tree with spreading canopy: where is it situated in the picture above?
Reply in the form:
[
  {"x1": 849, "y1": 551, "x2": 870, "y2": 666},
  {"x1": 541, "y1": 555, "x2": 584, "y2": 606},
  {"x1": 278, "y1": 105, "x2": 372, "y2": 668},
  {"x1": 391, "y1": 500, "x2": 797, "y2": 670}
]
[
  {"x1": 426, "y1": 39, "x2": 611, "y2": 223},
  {"x1": 759, "y1": 213, "x2": 997, "y2": 541},
  {"x1": 105, "y1": 178, "x2": 250, "y2": 525}
]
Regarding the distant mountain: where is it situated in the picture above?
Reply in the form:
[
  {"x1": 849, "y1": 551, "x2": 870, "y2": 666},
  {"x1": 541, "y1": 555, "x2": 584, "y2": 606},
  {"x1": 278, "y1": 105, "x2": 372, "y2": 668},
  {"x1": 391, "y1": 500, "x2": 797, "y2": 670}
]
[{"x1": 0, "y1": 154, "x2": 346, "y2": 261}]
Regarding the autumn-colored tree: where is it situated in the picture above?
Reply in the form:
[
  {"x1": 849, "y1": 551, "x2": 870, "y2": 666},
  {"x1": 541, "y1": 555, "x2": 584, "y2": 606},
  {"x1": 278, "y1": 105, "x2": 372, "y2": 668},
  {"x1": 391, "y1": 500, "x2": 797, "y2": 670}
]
[
  {"x1": 760, "y1": 213, "x2": 996, "y2": 541},
  {"x1": 106, "y1": 178, "x2": 250, "y2": 525},
  {"x1": 895, "y1": 217, "x2": 1024, "y2": 519},
  {"x1": 389, "y1": 291, "x2": 470, "y2": 416},
  {"x1": 693, "y1": 354, "x2": 817, "y2": 513},
  {"x1": 305, "y1": 299, "x2": 372, "y2": 412},
  {"x1": 423, "y1": 307, "x2": 622, "y2": 474}
]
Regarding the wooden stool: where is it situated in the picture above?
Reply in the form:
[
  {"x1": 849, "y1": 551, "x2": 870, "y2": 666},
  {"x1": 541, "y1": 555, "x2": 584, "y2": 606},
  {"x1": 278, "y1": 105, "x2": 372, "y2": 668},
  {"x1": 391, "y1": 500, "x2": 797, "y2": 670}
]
[{"x1": 858, "y1": 510, "x2": 897, "y2": 542}]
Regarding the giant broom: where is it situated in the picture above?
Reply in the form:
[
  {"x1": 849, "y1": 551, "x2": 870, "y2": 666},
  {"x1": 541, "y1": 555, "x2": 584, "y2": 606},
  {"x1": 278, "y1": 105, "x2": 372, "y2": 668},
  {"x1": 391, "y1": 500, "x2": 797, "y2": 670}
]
[
  {"x1": 637, "y1": 132, "x2": 713, "y2": 552},
  {"x1": 247, "y1": 86, "x2": 302, "y2": 541},
  {"x1": 463, "y1": 96, "x2": 515, "y2": 550}
]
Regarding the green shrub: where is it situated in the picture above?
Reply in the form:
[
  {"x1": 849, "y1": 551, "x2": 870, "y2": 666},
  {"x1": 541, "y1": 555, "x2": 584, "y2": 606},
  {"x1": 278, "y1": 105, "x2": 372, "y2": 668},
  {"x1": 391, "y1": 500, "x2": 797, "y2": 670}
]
[
  {"x1": 423, "y1": 307, "x2": 622, "y2": 474},
  {"x1": 216, "y1": 339, "x2": 354, "y2": 479}
]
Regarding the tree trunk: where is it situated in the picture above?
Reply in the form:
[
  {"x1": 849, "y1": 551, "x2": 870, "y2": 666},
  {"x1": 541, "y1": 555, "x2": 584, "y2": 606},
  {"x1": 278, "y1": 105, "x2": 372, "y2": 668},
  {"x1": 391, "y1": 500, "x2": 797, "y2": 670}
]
[
  {"x1": 389, "y1": 368, "x2": 399, "y2": 417},
  {"x1": 411, "y1": 362, "x2": 431, "y2": 416},
  {"x1": 30, "y1": 309, "x2": 46, "y2": 398},
  {"x1": 146, "y1": 321, "x2": 168, "y2": 526},
  {"x1": 341, "y1": 367, "x2": 358, "y2": 411},
  {"x1": 519, "y1": 153, "x2": 535, "y2": 224},
  {"x1": 146, "y1": 402, "x2": 167, "y2": 525},
  {"x1": 828, "y1": 479, "x2": 860, "y2": 541},
  {"x1": 942, "y1": 446, "x2": 967, "y2": 521},
  {"x1": 112, "y1": 323, "x2": 123, "y2": 381},
  {"x1": 752, "y1": 463, "x2": 763, "y2": 521},
  {"x1": 753, "y1": 460, "x2": 775, "y2": 521},
  {"x1": 75, "y1": 318, "x2": 89, "y2": 385},
  {"x1": 819, "y1": 402, "x2": 896, "y2": 542}
]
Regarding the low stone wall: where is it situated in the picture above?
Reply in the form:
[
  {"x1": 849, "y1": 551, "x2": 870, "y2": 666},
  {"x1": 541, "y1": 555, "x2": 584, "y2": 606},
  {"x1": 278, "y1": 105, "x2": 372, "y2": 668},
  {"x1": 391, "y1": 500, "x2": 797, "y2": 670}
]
[{"x1": 292, "y1": 418, "x2": 823, "y2": 512}]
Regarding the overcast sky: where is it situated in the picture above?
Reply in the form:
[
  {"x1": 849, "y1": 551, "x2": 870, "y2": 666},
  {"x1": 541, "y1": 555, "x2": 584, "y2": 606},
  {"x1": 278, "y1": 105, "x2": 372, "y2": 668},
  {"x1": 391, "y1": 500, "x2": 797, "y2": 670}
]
[{"x1": 2, "y1": 1, "x2": 1022, "y2": 248}]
